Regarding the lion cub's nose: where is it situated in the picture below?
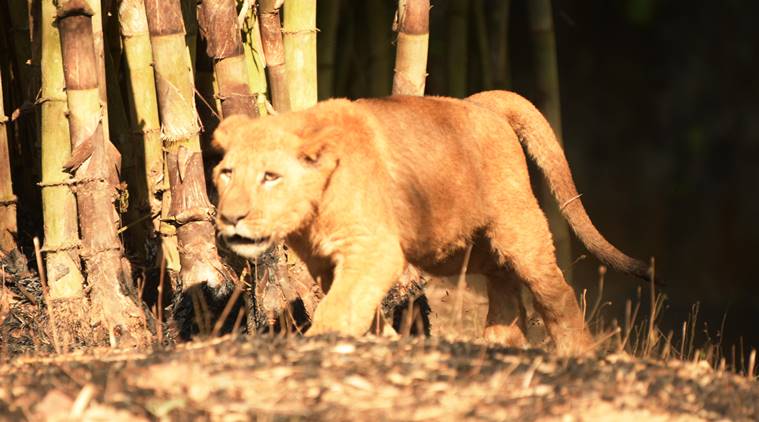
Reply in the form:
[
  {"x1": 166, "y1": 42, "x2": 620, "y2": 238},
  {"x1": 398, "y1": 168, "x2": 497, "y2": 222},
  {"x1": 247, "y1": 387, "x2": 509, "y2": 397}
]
[{"x1": 219, "y1": 208, "x2": 248, "y2": 226}]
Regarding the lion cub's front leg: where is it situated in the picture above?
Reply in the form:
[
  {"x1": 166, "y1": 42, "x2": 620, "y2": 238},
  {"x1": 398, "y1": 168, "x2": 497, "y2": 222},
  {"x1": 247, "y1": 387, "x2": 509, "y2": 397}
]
[{"x1": 307, "y1": 239, "x2": 405, "y2": 337}]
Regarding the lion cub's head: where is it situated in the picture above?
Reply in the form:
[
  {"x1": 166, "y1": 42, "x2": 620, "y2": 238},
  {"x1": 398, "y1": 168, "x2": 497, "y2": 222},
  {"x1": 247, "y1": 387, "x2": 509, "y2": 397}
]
[{"x1": 212, "y1": 113, "x2": 339, "y2": 259}]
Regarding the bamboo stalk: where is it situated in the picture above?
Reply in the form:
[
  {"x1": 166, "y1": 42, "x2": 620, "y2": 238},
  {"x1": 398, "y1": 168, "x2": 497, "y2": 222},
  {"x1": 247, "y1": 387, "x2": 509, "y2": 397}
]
[
  {"x1": 317, "y1": 0, "x2": 340, "y2": 100},
  {"x1": 89, "y1": 0, "x2": 111, "y2": 145},
  {"x1": 240, "y1": 3, "x2": 269, "y2": 116},
  {"x1": 181, "y1": 0, "x2": 199, "y2": 69},
  {"x1": 365, "y1": 0, "x2": 392, "y2": 97},
  {"x1": 258, "y1": 0, "x2": 290, "y2": 112},
  {"x1": 198, "y1": 0, "x2": 257, "y2": 118},
  {"x1": 490, "y1": 0, "x2": 512, "y2": 88},
  {"x1": 119, "y1": 0, "x2": 179, "y2": 272},
  {"x1": 447, "y1": 0, "x2": 468, "y2": 98},
  {"x1": 56, "y1": 0, "x2": 148, "y2": 346},
  {"x1": 392, "y1": 0, "x2": 429, "y2": 96},
  {"x1": 6, "y1": 1, "x2": 34, "y2": 101},
  {"x1": 471, "y1": 0, "x2": 492, "y2": 90},
  {"x1": 333, "y1": 5, "x2": 355, "y2": 98},
  {"x1": 527, "y1": 0, "x2": 572, "y2": 281},
  {"x1": 283, "y1": 0, "x2": 317, "y2": 110},
  {"x1": 39, "y1": 0, "x2": 85, "y2": 301},
  {"x1": 143, "y1": 0, "x2": 236, "y2": 302},
  {"x1": 0, "y1": 67, "x2": 18, "y2": 254}
]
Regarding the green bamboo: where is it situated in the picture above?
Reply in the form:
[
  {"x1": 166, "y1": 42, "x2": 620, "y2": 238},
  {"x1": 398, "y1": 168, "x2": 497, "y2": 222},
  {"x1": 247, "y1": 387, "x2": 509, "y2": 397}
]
[
  {"x1": 39, "y1": 0, "x2": 85, "y2": 300},
  {"x1": 119, "y1": 0, "x2": 177, "y2": 271},
  {"x1": 447, "y1": 0, "x2": 468, "y2": 98},
  {"x1": 391, "y1": 0, "x2": 429, "y2": 96},
  {"x1": 240, "y1": 3, "x2": 269, "y2": 116},
  {"x1": 182, "y1": 0, "x2": 199, "y2": 69},
  {"x1": 283, "y1": 0, "x2": 317, "y2": 110},
  {"x1": 528, "y1": 0, "x2": 572, "y2": 281},
  {"x1": 317, "y1": 0, "x2": 340, "y2": 100}
]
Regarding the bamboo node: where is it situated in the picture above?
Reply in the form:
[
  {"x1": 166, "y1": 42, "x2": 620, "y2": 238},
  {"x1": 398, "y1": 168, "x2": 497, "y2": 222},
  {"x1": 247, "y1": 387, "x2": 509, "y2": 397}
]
[
  {"x1": 132, "y1": 127, "x2": 161, "y2": 136},
  {"x1": 281, "y1": 28, "x2": 320, "y2": 35},
  {"x1": 41, "y1": 241, "x2": 82, "y2": 253},
  {"x1": 166, "y1": 207, "x2": 216, "y2": 226},
  {"x1": 80, "y1": 245, "x2": 123, "y2": 258},
  {"x1": 0, "y1": 196, "x2": 18, "y2": 206},
  {"x1": 38, "y1": 177, "x2": 108, "y2": 188},
  {"x1": 37, "y1": 95, "x2": 68, "y2": 106}
]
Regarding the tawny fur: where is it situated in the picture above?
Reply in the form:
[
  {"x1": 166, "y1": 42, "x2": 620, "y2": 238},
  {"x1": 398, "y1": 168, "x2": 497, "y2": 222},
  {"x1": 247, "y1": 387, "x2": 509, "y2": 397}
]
[{"x1": 212, "y1": 91, "x2": 650, "y2": 355}]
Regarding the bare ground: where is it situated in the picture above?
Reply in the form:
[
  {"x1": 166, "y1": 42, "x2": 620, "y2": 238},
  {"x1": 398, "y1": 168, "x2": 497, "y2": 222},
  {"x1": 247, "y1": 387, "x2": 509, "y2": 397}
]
[
  {"x1": 1, "y1": 266, "x2": 757, "y2": 421},
  {"x1": 0, "y1": 333, "x2": 757, "y2": 421}
]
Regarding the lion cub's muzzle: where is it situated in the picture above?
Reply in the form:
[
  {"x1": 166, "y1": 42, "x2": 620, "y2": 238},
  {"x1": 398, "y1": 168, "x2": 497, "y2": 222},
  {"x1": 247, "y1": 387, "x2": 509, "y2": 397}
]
[{"x1": 219, "y1": 225, "x2": 274, "y2": 259}]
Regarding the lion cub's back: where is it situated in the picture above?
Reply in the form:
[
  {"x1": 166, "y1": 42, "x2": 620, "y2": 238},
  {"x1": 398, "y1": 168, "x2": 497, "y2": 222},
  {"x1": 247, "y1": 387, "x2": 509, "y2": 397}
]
[{"x1": 354, "y1": 96, "x2": 526, "y2": 254}]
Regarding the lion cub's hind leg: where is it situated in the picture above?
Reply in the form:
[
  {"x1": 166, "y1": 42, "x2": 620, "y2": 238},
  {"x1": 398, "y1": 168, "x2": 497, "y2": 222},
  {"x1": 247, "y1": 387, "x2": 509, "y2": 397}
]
[
  {"x1": 486, "y1": 208, "x2": 593, "y2": 356},
  {"x1": 483, "y1": 270, "x2": 529, "y2": 348},
  {"x1": 307, "y1": 239, "x2": 406, "y2": 337}
]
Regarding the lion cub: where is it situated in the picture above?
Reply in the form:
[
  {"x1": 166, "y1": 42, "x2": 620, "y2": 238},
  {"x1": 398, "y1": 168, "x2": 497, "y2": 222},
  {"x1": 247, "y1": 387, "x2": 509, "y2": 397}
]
[{"x1": 212, "y1": 91, "x2": 652, "y2": 355}]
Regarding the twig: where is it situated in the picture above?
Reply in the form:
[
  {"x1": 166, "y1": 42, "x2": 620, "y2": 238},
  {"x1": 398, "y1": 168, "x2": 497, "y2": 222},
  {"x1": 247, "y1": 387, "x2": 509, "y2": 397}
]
[
  {"x1": 156, "y1": 252, "x2": 166, "y2": 345},
  {"x1": 69, "y1": 384, "x2": 95, "y2": 418},
  {"x1": 454, "y1": 245, "x2": 473, "y2": 325},
  {"x1": 211, "y1": 284, "x2": 243, "y2": 337},
  {"x1": 33, "y1": 237, "x2": 61, "y2": 354},
  {"x1": 747, "y1": 349, "x2": 756, "y2": 379}
]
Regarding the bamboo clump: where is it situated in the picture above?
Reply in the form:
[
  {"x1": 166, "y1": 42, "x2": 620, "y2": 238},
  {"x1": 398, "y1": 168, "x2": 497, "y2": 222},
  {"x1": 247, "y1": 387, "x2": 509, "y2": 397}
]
[
  {"x1": 143, "y1": 0, "x2": 236, "y2": 309},
  {"x1": 56, "y1": 0, "x2": 149, "y2": 346},
  {"x1": 118, "y1": 0, "x2": 179, "y2": 272}
]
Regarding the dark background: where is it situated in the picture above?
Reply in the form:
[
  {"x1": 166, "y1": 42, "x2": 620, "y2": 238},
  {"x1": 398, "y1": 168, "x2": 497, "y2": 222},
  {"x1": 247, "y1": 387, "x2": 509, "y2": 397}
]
[{"x1": 326, "y1": 0, "x2": 759, "y2": 355}]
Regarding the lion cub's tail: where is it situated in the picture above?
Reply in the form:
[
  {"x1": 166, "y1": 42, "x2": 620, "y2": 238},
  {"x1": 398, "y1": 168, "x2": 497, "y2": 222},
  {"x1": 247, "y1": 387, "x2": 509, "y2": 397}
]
[{"x1": 466, "y1": 90, "x2": 654, "y2": 283}]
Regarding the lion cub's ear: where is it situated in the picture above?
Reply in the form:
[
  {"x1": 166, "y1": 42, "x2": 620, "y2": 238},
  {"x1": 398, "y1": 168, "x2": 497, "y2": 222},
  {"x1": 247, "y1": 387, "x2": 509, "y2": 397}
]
[
  {"x1": 212, "y1": 114, "x2": 253, "y2": 152},
  {"x1": 298, "y1": 125, "x2": 340, "y2": 166}
]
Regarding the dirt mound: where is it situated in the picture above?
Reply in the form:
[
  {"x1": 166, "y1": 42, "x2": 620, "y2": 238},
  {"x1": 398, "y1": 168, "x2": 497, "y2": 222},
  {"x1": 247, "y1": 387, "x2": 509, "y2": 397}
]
[{"x1": 0, "y1": 335, "x2": 756, "y2": 421}]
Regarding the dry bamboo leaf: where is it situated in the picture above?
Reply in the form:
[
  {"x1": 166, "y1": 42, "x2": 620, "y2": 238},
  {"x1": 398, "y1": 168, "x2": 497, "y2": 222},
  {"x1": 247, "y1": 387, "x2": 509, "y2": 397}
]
[{"x1": 62, "y1": 136, "x2": 94, "y2": 173}]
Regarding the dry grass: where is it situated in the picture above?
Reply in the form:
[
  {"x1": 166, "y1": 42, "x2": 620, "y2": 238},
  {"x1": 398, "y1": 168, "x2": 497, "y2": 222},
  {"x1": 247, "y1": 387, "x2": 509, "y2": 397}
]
[{"x1": 0, "y1": 255, "x2": 756, "y2": 420}]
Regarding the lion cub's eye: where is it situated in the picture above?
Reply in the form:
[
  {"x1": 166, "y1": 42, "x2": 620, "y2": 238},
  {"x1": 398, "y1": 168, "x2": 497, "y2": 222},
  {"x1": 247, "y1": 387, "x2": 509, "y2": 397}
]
[
  {"x1": 262, "y1": 171, "x2": 281, "y2": 184},
  {"x1": 218, "y1": 167, "x2": 233, "y2": 182}
]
